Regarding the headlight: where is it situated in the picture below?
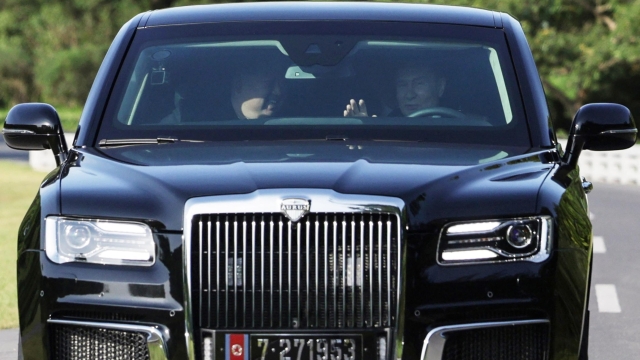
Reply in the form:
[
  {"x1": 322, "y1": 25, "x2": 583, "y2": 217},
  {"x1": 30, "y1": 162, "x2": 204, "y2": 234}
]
[
  {"x1": 45, "y1": 217, "x2": 156, "y2": 266},
  {"x1": 437, "y1": 216, "x2": 552, "y2": 265}
]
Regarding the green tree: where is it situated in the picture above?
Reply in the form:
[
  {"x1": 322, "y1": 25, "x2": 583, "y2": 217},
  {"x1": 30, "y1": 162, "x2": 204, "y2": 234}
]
[{"x1": 1, "y1": 0, "x2": 640, "y2": 131}]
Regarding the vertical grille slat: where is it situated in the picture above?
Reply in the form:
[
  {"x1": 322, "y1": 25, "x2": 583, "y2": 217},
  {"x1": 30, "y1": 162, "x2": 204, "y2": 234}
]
[
  {"x1": 216, "y1": 220, "x2": 220, "y2": 328},
  {"x1": 198, "y1": 220, "x2": 203, "y2": 328},
  {"x1": 341, "y1": 219, "x2": 346, "y2": 329},
  {"x1": 242, "y1": 217, "x2": 247, "y2": 328},
  {"x1": 315, "y1": 218, "x2": 320, "y2": 327},
  {"x1": 332, "y1": 217, "x2": 338, "y2": 328},
  {"x1": 278, "y1": 219, "x2": 283, "y2": 328},
  {"x1": 324, "y1": 218, "x2": 329, "y2": 328},
  {"x1": 306, "y1": 219, "x2": 311, "y2": 327},
  {"x1": 224, "y1": 218, "x2": 229, "y2": 328},
  {"x1": 368, "y1": 219, "x2": 374, "y2": 328},
  {"x1": 260, "y1": 218, "x2": 265, "y2": 328},
  {"x1": 269, "y1": 218, "x2": 274, "y2": 328},
  {"x1": 297, "y1": 224, "x2": 301, "y2": 327},
  {"x1": 387, "y1": 218, "x2": 392, "y2": 327},
  {"x1": 350, "y1": 219, "x2": 355, "y2": 328},
  {"x1": 251, "y1": 218, "x2": 256, "y2": 328},
  {"x1": 287, "y1": 221, "x2": 292, "y2": 328},
  {"x1": 233, "y1": 218, "x2": 238, "y2": 328},
  {"x1": 359, "y1": 217, "x2": 365, "y2": 328},
  {"x1": 207, "y1": 218, "x2": 212, "y2": 329},
  {"x1": 191, "y1": 212, "x2": 400, "y2": 330}
]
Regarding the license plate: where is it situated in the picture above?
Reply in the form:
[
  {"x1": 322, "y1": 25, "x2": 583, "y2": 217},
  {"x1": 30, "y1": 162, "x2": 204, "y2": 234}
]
[{"x1": 250, "y1": 335, "x2": 361, "y2": 360}]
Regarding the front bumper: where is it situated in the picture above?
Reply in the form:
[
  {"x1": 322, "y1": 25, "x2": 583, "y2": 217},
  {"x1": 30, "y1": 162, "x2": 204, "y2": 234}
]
[{"x1": 20, "y1": 250, "x2": 563, "y2": 360}]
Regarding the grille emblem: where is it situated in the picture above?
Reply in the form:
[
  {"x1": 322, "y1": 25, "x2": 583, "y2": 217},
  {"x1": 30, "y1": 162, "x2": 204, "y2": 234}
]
[{"x1": 281, "y1": 198, "x2": 310, "y2": 222}]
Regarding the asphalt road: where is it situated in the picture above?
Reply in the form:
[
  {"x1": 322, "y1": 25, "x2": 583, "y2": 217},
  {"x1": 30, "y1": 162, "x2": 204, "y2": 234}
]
[
  {"x1": 0, "y1": 144, "x2": 636, "y2": 359},
  {"x1": 587, "y1": 182, "x2": 640, "y2": 359}
]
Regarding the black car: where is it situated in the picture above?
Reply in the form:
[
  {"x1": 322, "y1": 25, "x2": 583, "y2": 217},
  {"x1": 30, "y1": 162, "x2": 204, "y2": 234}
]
[{"x1": 3, "y1": 2, "x2": 637, "y2": 360}]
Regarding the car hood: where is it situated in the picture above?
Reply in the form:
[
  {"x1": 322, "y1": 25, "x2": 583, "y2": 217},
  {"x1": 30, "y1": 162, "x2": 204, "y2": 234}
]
[{"x1": 59, "y1": 142, "x2": 556, "y2": 231}]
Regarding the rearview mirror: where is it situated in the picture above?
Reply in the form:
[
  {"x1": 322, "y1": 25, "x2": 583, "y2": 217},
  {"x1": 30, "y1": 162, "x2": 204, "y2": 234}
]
[
  {"x1": 563, "y1": 103, "x2": 637, "y2": 167},
  {"x1": 2, "y1": 103, "x2": 68, "y2": 166}
]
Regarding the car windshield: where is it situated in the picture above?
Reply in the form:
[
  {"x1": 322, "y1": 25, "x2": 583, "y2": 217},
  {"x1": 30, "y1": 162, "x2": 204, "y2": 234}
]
[{"x1": 97, "y1": 21, "x2": 530, "y2": 147}]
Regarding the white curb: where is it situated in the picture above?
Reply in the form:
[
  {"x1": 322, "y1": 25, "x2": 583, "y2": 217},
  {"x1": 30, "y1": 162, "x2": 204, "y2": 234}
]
[
  {"x1": 29, "y1": 133, "x2": 75, "y2": 172},
  {"x1": 558, "y1": 140, "x2": 640, "y2": 185}
]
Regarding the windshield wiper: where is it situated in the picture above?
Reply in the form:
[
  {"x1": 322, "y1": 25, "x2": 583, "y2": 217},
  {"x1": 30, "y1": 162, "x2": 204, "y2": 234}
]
[{"x1": 99, "y1": 137, "x2": 183, "y2": 147}]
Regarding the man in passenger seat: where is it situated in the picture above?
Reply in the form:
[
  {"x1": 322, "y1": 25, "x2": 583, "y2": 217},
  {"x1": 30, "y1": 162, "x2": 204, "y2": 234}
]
[
  {"x1": 161, "y1": 63, "x2": 286, "y2": 123},
  {"x1": 231, "y1": 68, "x2": 285, "y2": 119},
  {"x1": 343, "y1": 62, "x2": 446, "y2": 117}
]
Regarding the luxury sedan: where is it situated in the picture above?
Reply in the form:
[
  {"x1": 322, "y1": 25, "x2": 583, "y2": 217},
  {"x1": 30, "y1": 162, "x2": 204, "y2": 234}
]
[{"x1": 3, "y1": 2, "x2": 637, "y2": 359}]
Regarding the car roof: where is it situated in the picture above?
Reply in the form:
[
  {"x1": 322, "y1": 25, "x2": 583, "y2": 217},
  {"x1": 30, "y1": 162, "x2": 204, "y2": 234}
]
[{"x1": 143, "y1": 2, "x2": 501, "y2": 28}]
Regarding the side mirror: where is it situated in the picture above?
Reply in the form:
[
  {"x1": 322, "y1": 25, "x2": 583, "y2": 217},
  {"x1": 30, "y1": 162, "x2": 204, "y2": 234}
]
[
  {"x1": 2, "y1": 103, "x2": 68, "y2": 166},
  {"x1": 563, "y1": 103, "x2": 637, "y2": 168}
]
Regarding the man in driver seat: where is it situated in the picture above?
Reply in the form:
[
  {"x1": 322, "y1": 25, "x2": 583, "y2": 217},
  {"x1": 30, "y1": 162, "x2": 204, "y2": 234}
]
[{"x1": 344, "y1": 62, "x2": 448, "y2": 117}]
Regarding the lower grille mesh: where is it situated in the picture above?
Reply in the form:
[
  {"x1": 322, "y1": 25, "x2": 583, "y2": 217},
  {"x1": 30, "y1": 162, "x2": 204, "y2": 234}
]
[
  {"x1": 442, "y1": 323, "x2": 549, "y2": 360},
  {"x1": 51, "y1": 325, "x2": 150, "y2": 360}
]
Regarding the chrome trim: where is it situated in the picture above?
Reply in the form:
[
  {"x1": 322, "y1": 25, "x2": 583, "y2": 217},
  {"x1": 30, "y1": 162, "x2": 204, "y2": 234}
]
[
  {"x1": 261, "y1": 219, "x2": 265, "y2": 328},
  {"x1": 599, "y1": 128, "x2": 638, "y2": 135},
  {"x1": 368, "y1": 220, "x2": 374, "y2": 327},
  {"x1": 336, "y1": 215, "x2": 340, "y2": 328},
  {"x1": 233, "y1": 219, "x2": 238, "y2": 328},
  {"x1": 296, "y1": 223, "x2": 301, "y2": 326},
  {"x1": 215, "y1": 220, "x2": 220, "y2": 327},
  {"x1": 225, "y1": 219, "x2": 230, "y2": 327},
  {"x1": 47, "y1": 319, "x2": 169, "y2": 360},
  {"x1": 387, "y1": 218, "x2": 392, "y2": 327},
  {"x1": 351, "y1": 218, "x2": 356, "y2": 327},
  {"x1": 359, "y1": 218, "x2": 365, "y2": 328},
  {"x1": 198, "y1": 220, "x2": 203, "y2": 328},
  {"x1": 270, "y1": 218, "x2": 274, "y2": 328},
  {"x1": 279, "y1": 219, "x2": 283, "y2": 328},
  {"x1": 182, "y1": 231, "x2": 196, "y2": 360},
  {"x1": 207, "y1": 219, "x2": 212, "y2": 329},
  {"x1": 252, "y1": 219, "x2": 256, "y2": 328},
  {"x1": 243, "y1": 218, "x2": 247, "y2": 328},
  {"x1": 377, "y1": 219, "x2": 382, "y2": 326},
  {"x1": 183, "y1": 189, "x2": 405, "y2": 360},
  {"x1": 1, "y1": 128, "x2": 37, "y2": 135},
  {"x1": 324, "y1": 218, "x2": 329, "y2": 327},
  {"x1": 420, "y1": 319, "x2": 550, "y2": 360}
]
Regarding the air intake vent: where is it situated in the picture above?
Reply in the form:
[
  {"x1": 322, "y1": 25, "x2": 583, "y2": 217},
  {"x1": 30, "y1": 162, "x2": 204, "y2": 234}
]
[
  {"x1": 51, "y1": 324, "x2": 150, "y2": 360},
  {"x1": 442, "y1": 323, "x2": 549, "y2": 360}
]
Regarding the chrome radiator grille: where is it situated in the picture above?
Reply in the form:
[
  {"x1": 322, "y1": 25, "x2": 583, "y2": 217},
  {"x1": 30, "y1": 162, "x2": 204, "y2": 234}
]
[{"x1": 190, "y1": 212, "x2": 401, "y2": 330}]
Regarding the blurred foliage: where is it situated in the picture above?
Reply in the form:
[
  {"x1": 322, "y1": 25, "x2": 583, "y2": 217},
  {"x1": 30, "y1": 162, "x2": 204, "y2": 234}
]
[
  {"x1": 0, "y1": 0, "x2": 639, "y2": 132},
  {"x1": 385, "y1": 0, "x2": 640, "y2": 131}
]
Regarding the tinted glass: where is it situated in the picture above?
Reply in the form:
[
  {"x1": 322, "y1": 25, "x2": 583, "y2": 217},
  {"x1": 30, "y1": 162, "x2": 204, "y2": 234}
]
[{"x1": 97, "y1": 21, "x2": 530, "y2": 147}]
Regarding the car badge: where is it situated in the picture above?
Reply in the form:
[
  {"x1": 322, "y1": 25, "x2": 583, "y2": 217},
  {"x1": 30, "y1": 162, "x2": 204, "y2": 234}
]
[{"x1": 281, "y1": 198, "x2": 310, "y2": 223}]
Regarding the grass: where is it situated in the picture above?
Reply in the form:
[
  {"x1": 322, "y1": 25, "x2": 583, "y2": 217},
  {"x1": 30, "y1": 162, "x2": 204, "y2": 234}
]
[
  {"x1": 1, "y1": 107, "x2": 82, "y2": 133},
  {"x1": 0, "y1": 161, "x2": 48, "y2": 329}
]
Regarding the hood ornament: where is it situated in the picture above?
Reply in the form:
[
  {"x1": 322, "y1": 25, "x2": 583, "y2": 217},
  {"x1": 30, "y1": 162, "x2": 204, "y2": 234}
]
[{"x1": 281, "y1": 198, "x2": 310, "y2": 223}]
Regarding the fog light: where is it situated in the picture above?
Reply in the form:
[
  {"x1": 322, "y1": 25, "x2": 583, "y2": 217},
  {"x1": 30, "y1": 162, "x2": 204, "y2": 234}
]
[{"x1": 506, "y1": 224, "x2": 532, "y2": 248}]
